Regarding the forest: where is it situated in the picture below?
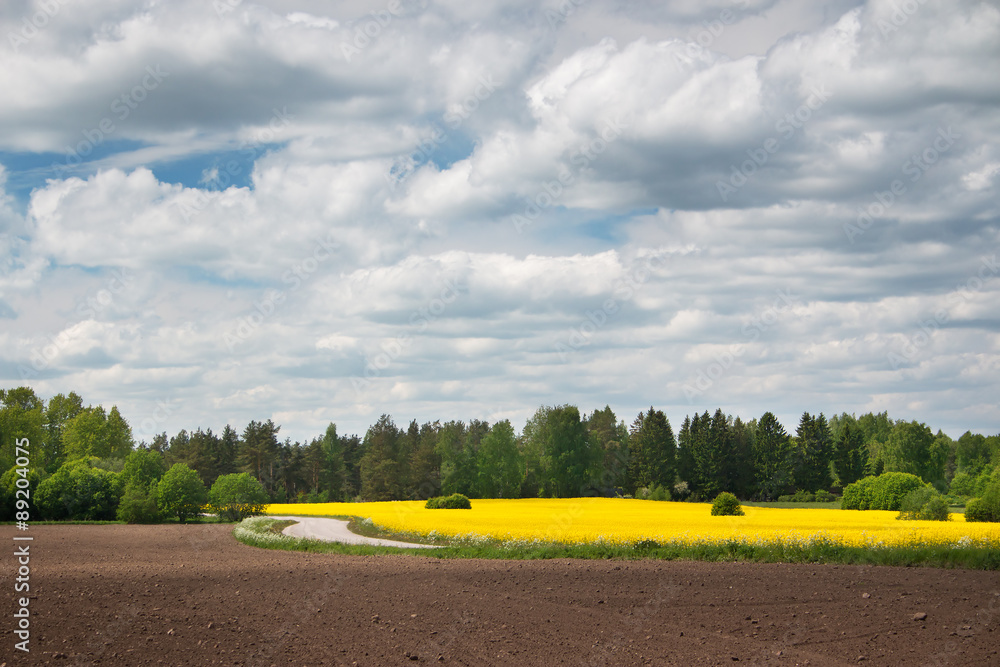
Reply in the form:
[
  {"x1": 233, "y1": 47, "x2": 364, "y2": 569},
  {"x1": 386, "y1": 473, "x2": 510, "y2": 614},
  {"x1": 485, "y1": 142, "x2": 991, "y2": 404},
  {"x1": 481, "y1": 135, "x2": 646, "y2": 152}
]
[{"x1": 2, "y1": 386, "x2": 999, "y2": 515}]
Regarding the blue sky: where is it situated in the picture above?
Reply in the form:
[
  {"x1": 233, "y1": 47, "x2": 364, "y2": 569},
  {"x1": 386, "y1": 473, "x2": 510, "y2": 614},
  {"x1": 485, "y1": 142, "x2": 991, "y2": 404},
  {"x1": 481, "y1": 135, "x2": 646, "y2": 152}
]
[{"x1": 1, "y1": 0, "x2": 998, "y2": 443}]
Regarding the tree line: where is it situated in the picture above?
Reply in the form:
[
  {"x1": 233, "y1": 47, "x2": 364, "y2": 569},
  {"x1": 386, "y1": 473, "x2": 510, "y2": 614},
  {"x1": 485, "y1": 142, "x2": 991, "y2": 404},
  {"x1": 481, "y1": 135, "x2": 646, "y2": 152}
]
[{"x1": 2, "y1": 386, "x2": 999, "y2": 509}]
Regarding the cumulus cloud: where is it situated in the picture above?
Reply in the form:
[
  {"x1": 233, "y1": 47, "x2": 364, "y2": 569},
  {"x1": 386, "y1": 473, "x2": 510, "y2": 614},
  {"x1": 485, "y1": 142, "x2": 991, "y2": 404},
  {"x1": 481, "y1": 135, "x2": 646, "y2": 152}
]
[{"x1": 0, "y1": 0, "x2": 998, "y2": 441}]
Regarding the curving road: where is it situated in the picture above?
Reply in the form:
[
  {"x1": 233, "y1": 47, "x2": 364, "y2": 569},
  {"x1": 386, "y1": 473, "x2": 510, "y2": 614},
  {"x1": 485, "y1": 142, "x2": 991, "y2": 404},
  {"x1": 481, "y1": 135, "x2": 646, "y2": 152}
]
[{"x1": 268, "y1": 515, "x2": 437, "y2": 549}]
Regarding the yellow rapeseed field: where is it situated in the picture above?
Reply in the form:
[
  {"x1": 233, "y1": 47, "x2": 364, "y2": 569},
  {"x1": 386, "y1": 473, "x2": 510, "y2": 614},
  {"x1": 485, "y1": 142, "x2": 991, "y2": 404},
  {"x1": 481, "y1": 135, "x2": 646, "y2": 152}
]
[{"x1": 266, "y1": 498, "x2": 1000, "y2": 548}]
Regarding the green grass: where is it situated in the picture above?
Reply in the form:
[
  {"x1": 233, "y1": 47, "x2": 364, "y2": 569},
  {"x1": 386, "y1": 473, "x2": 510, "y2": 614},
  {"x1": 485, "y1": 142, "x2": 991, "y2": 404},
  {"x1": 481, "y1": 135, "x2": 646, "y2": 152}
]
[
  {"x1": 741, "y1": 500, "x2": 842, "y2": 510},
  {"x1": 235, "y1": 515, "x2": 1000, "y2": 569}
]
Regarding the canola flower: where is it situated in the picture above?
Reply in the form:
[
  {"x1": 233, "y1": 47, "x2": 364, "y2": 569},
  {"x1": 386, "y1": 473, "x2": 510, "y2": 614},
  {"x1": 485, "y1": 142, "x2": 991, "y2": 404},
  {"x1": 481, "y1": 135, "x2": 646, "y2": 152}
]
[{"x1": 265, "y1": 498, "x2": 1000, "y2": 549}]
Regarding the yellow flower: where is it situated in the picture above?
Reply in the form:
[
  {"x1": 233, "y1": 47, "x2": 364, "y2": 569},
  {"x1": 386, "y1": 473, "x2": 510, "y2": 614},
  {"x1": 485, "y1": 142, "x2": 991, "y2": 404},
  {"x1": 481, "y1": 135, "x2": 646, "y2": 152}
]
[{"x1": 266, "y1": 498, "x2": 1000, "y2": 548}]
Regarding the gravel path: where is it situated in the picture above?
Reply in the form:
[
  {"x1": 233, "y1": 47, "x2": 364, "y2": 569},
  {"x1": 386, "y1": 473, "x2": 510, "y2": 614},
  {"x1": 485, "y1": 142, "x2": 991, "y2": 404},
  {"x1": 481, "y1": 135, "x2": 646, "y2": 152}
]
[{"x1": 269, "y1": 514, "x2": 437, "y2": 548}]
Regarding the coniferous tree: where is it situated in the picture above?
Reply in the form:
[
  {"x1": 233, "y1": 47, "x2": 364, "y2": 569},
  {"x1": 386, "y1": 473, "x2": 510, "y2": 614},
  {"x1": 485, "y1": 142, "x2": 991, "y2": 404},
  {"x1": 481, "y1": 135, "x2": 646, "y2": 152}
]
[
  {"x1": 359, "y1": 414, "x2": 401, "y2": 500},
  {"x1": 676, "y1": 415, "x2": 696, "y2": 489},
  {"x1": 341, "y1": 433, "x2": 365, "y2": 499},
  {"x1": 833, "y1": 419, "x2": 866, "y2": 487},
  {"x1": 409, "y1": 421, "x2": 441, "y2": 500},
  {"x1": 627, "y1": 407, "x2": 676, "y2": 494},
  {"x1": 239, "y1": 420, "x2": 280, "y2": 493},
  {"x1": 793, "y1": 412, "x2": 833, "y2": 491},
  {"x1": 752, "y1": 411, "x2": 793, "y2": 500},
  {"x1": 685, "y1": 410, "x2": 724, "y2": 497},
  {"x1": 726, "y1": 417, "x2": 755, "y2": 498}
]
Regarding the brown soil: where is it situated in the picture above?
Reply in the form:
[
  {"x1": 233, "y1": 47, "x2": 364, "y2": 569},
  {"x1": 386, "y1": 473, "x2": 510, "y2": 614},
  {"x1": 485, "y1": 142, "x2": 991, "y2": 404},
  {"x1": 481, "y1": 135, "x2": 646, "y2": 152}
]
[{"x1": 4, "y1": 524, "x2": 999, "y2": 666}]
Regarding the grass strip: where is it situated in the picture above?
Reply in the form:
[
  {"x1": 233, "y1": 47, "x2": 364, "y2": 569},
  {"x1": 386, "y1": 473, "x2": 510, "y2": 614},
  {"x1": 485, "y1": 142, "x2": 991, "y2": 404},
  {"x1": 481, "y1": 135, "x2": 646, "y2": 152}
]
[{"x1": 236, "y1": 515, "x2": 1000, "y2": 569}]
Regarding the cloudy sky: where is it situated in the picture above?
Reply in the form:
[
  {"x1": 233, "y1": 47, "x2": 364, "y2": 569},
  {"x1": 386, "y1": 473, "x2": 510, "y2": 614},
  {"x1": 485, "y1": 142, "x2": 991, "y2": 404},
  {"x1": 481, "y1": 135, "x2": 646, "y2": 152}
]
[{"x1": 1, "y1": 0, "x2": 998, "y2": 443}]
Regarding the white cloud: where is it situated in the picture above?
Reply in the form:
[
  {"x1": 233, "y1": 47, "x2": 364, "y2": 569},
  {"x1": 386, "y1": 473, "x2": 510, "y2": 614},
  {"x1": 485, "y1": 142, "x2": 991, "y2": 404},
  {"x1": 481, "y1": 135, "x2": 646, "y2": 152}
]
[{"x1": 0, "y1": 0, "x2": 998, "y2": 442}]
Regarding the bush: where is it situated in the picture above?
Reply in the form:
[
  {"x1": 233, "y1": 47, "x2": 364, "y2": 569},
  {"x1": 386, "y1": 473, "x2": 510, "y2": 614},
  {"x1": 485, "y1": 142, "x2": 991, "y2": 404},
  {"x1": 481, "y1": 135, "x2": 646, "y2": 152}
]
[
  {"x1": 425, "y1": 493, "x2": 471, "y2": 509},
  {"x1": 209, "y1": 473, "x2": 268, "y2": 522},
  {"x1": 636, "y1": 484, "x2": 671, "y2": 501},
  {"x1": 157, "y1": 463, "x2": 208, "y2": 523},
  {"x1": 841, "y1": 476, "x2": 877, "y2": 510},
  {"x1": 842, "y1": 472, "x2": 924, "y2": 511},
  {"x1": 777, "y1": 489, "x2": 836, "y2": 503},
  {"x1": 0, "y1": 467, "x2": 45, "y2": 522},
  {"x1": 974, "y1": 468, "x2": 1000, "y2": 498},
  {"x1": 35, "y1": 458, "x2": 119, "y2": 520},
  {"x1": 117, "y1": 482, "x2": 161, "y2": 524},
  {"x1": 949, "y1": 472, "x2": 975, "y2": 497},
  {"x1": 710, "y1": 492, "x2": 744, "y2": 516},
  {"x1": 965, "y1": 483, "x2": 1000, "y2": 523},
  {"x1": 672, "y1": 481, "x2": 691, "y2": 501},
  {"x1": 897, "y1": 485, "x2": 951, "y2": 521}
]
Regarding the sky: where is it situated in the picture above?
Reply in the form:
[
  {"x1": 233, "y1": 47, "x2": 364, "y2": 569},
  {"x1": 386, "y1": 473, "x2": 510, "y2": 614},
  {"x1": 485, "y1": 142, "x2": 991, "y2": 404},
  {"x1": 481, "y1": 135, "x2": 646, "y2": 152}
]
[{"x1": 0, "y1": 0, "x2": 998, "y2": 444}]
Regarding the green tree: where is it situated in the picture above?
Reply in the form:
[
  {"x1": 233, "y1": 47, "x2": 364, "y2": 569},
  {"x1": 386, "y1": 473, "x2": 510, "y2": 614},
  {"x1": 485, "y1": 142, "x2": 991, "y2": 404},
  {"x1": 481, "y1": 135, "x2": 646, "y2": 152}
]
[
  {"x1": 752, "y1": 412, "x2": 793, "y2": 500},
  {"x1": 691, "y1": 409, "x2": 728, "y2": 498},
  {"x1": 627, "y1": 407, "x2": 676, "y2": 494},
  {"x1": 120, "y1": 448, "x2": 166, "y2": 490},
  {"x1": 725, "y1": 417, "x2": 755, "y2": 498},
  {"x1": 676, "y1": 415, "x2": 697, "y2": 488},
  {"x1": 409, "y1": 422, "x2": 442, "y2": 500},
  {"x1": 522, "y1": 405, "x2": 601, "y2": 497},
  {"x1": 955, "y1": 431, "x2": 990, "y2": 476},
  {"x1": 35, "y1": 457, "x2": 119, "y2": 520},
  {"x1": 117, "y1": 482, "x2": 161, "y2": 523},
  {"x1": 833, "y1": 418, "x2": 867, "y2": 488},
  {"x1": 341, "y1": 433, "x2": 365, "y2": 499},
  {"x1": 0, "y1": 466, "x2": 45, "y2": 521},
  {"x1": 857, "y1": 411, "x2": 893, "y2": 473},
  {"x1": 396, "y1": 420, "x2": 420, "y2": 498},
  {"x1": 239, "y1": 420, "x2": 280, "y2": 492},
  {"x1": 883, "y1": 420, "x2": 935, "y2": 482},
  {"x1": 63, "y1": 407, "x2": 110, "y2": 461},
  {"x1": 0, "y1": 387, "x2": 46, "y2": 472},
  {"x1": 437, "y1": 421, "x2": 477, "y2": 497},
  {"x1": 106, "y1": 406, "x2": 134, "y2": 459},
  {"x1": 42, "y1": 391, "x2": 83, "y2": 471},
  {"x1": 584, "y1": 406, "x2": 630, "y2": 492},
  {"x1": 208, "y1": 472, "x2": 268, "y2": 521},
  {"x1": 476, "y1": 419, "x2": 523, "y2": 498},
  {"x1": 793, "y1": 412, "x2": 833, "y2": 491},
  {"x1": 157, "y1": 463, "x2": 208, "y2": 523},
  {"x1": 359, "y1": 414, "x2": 402, "y2": 500}
]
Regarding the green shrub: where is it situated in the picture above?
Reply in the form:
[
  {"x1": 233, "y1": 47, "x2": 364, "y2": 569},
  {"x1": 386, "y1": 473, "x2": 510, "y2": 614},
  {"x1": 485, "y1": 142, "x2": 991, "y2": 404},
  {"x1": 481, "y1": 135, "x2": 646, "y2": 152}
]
[
  {"x1": 116, "y1": 482, "x2": 161, "y2": 524},
  {"x1": 842, "y1": 472, "x2": 924, "y2": 511},
  {"x1": 949, "y1": 472, "x2": 975, "y2": 497},
  {"x1": 209, "y1": 472, "x2": 268, "y2": 522},
  {"x1": 814, "y1": 489, "x2": 835, "y2": 502},
  {"x1": 672, "y1": 481, "x2": 691, "y2": 501},
  {"x1": 425, "y1": 493, "x2": 472, "y2": 509},
  {"x1": 974, "y1": 468, "x2": 1000, "y2": 498},
  {"x1": 710, "y1": 492, "x2": 744, "y2": 516},
  {"x1": 965, "y1": 483, "x2": 1000, "y2": 523},
  {"x1": 897, "y1": 485, "x2": 951, "y2": 521},
  {"x1": 35, "y1": 458, "x2": 120, "y2": 520},
  {"x1": 0, "y1": 467, "x2": 45, "y2": 522},
  {"x1": 636, "y1": 485, "x2": 671, "y2": 501},
  {"x1": 156, "y1": 463, "x2": 208, "y2": 523}
]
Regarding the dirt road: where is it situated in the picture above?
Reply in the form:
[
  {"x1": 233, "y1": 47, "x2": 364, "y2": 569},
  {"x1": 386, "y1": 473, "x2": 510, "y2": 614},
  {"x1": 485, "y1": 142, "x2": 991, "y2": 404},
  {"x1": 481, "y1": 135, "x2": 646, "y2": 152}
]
[{"x1": 4, "y1": 523, "x2": 999, "y2": 665}]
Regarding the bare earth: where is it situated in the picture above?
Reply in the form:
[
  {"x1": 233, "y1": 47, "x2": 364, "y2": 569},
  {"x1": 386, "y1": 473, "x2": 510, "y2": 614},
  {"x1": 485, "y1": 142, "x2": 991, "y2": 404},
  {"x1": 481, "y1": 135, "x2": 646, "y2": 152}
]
[{"x1": 4, "y1": 524, "x2": 999, "y2": 666}]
